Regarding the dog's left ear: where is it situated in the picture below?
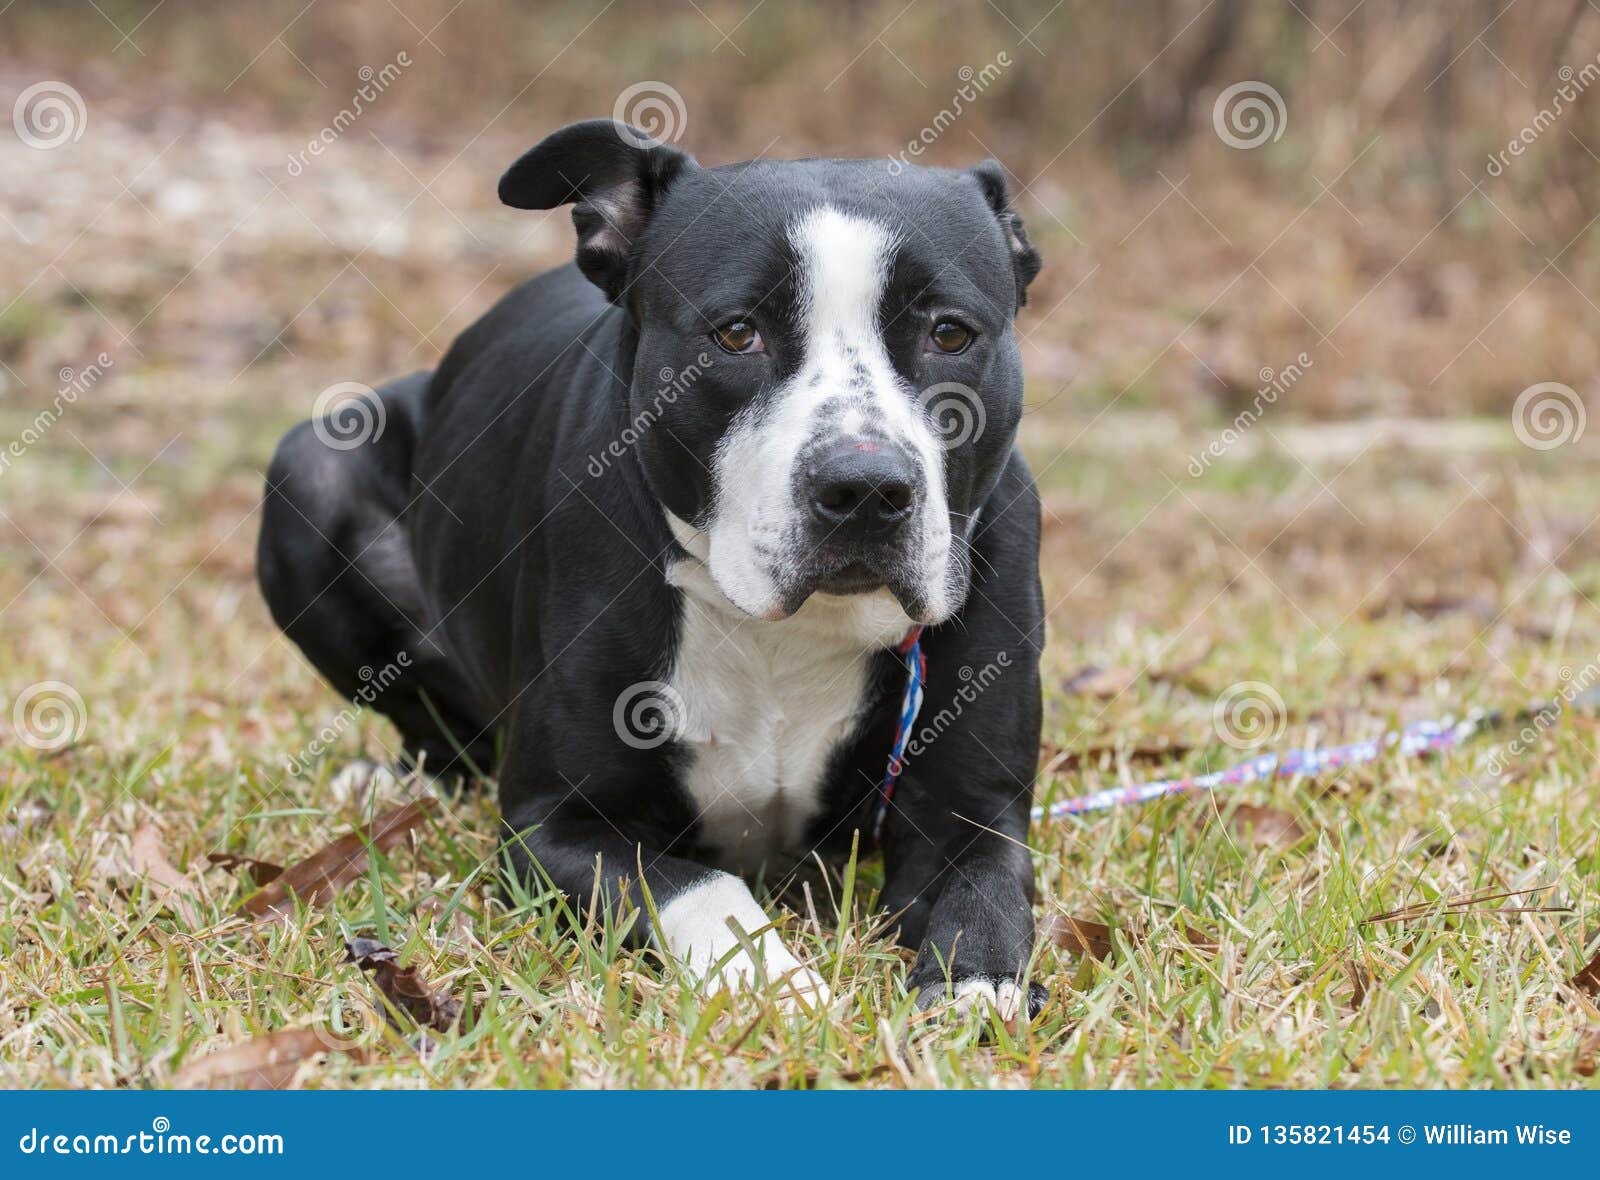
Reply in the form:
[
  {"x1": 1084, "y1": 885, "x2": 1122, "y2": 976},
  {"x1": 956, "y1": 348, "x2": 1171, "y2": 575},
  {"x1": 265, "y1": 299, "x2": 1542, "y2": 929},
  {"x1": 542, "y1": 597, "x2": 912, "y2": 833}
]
[
  {"x1": 967, "y1": 160, "x2": 1041, "y2": 310},
  {"x1": 499, "y1": 119, "x2": 699, "y2": 303}
]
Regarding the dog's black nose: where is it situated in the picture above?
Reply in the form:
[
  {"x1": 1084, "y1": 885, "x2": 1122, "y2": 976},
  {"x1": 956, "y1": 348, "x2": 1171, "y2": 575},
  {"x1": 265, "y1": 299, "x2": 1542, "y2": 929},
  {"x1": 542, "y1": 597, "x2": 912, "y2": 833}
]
[{"x1": 808, "y1": 448, "x2": 917, "y2": 535}]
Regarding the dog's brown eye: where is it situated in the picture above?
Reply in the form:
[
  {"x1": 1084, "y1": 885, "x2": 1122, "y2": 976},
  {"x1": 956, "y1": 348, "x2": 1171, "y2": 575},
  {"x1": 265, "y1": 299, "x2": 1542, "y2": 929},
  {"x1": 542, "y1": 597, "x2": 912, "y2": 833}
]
[
  {"x1": 713, "y1": 320, "x2": 763, "y2": 354},
  {"x1": 929, "y1": 321, "x2": 972, "y2": 354}
]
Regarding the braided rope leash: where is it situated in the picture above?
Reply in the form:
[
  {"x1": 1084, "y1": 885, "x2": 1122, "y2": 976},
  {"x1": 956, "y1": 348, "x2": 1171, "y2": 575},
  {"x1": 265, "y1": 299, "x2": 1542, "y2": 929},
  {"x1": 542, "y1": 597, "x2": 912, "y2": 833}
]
[
  {"x1": 1032, "y1": 709, "x2": 1517, "y2": 820},
  {"x1": 875, "y1": 628, "x2": 1571, "y2": 830},
  {"x1": 872, "y1": 625, "x2": 927, "y2": 842}
]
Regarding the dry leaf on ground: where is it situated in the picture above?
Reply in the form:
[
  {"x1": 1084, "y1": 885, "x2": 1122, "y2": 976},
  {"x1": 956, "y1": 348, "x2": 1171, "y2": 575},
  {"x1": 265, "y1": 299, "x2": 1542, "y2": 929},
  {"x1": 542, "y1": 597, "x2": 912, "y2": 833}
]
[
  {"x1": 237, "y1": 799, "x2": 437, "y2": 920},
  {"x1": 207, "y1": 851, "x2": 284, "y2": 885},
  {"x1": 173, "y1": 1027, "x2": 331, "y2": 1089},
  {"x1": 130, "y1": 824, "x2": 201, "y2": 926},
  {"x1": 1568, "y1": 949, "x2": 1600, "y2": 998},
  {"x1": 344, "y1": 937, "x2": 465, "y2": 1034},
  {"x1": 1222, "y1": 804, "x2": 1308, "y2": 852},
  {"x1": 1042, "y1": 913, "x2": 1114, "y2": 959}
]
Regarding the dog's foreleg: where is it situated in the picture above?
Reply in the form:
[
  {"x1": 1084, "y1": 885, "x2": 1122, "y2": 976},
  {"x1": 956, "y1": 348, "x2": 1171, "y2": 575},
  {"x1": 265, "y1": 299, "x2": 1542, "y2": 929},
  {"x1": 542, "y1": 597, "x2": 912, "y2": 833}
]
[{"x1": 500, "y1": 808, "x2": 828, "y2": 1009}]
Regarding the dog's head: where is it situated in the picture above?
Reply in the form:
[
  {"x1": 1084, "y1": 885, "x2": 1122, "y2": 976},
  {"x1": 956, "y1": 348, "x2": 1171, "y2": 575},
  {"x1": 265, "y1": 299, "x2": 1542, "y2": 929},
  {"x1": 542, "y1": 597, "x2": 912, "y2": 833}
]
[{"x1": 501, "y1": 119, "x2": 1040, "y2": 624}]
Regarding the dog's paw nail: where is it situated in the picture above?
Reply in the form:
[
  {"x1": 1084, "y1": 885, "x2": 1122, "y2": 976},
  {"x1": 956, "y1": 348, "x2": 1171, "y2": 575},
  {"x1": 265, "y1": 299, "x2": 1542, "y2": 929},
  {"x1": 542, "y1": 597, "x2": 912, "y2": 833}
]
[{"x1": 923, "y1": 977, "x2": 1038, "y2": 1030}]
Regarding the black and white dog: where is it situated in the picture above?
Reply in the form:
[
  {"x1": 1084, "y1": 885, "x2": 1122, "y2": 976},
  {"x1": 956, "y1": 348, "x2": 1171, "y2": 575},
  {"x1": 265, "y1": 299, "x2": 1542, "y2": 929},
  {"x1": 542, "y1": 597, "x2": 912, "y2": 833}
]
[{"x1": 258, "y1": 119, "x2": 1046, "y2": 1019}]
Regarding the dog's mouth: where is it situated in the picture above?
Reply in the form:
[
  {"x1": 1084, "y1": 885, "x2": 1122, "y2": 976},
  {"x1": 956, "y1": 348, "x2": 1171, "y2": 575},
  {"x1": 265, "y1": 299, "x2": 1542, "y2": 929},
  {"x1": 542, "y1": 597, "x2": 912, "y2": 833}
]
[
  {"x1": 772, "y1": 546, "x2": 931, "y2": 620},
  {"x1": 814, "y1": 560, "x2": 886, "y2": 596}
]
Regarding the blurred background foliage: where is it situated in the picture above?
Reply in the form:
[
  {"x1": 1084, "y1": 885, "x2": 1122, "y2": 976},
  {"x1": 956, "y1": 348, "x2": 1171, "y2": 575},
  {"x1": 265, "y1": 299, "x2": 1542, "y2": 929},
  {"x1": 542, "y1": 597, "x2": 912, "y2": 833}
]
[{"x1": 4, "y1": 0, "x2": 1598, "y2": 424}]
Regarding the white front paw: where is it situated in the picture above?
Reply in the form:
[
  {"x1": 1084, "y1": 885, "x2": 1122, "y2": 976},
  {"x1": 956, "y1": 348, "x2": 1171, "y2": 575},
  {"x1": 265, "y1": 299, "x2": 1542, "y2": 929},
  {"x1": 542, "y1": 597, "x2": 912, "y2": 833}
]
[
  {"x1": 706, "y1": 948, "x2": 832, "y2": 1011},
  {"x1": 658, "y1": 874, "x2": 832, "y2": 1010}
]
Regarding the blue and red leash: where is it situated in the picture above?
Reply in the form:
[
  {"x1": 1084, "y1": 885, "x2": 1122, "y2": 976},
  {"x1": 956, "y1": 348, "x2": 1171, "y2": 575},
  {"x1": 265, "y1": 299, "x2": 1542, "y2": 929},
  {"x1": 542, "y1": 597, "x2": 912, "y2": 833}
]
[{"x1": 874, "y1": 628, "x2": 1549, "y2": 832}]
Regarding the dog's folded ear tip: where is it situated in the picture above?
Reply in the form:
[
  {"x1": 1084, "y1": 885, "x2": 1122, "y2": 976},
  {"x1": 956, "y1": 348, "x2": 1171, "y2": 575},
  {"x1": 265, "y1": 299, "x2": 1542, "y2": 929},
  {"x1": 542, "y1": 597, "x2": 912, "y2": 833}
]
[
  {"x1": 496, "y1": 119, "x2": 696, "y2": 212},
  {"x1": 967, "y1": 158, "x2": 1013, "y2": 204}
]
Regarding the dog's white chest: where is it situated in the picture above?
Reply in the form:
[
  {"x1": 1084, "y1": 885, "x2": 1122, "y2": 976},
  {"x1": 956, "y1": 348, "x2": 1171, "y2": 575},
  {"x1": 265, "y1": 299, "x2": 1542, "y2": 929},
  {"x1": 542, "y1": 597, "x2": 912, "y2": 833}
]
[{"x1": 666, "y1": 557, "x2": 910, "y2": 874}]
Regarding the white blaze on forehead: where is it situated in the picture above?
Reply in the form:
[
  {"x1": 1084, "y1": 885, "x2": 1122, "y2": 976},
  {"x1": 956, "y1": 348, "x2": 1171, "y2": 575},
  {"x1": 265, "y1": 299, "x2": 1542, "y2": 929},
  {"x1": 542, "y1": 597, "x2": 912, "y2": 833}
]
[
  {"x1": 701, "y1": 205, "x2": 955, "y2": 623},
  {"x1": 794, "y1": 206, "x2": 894, "y2": 349}
]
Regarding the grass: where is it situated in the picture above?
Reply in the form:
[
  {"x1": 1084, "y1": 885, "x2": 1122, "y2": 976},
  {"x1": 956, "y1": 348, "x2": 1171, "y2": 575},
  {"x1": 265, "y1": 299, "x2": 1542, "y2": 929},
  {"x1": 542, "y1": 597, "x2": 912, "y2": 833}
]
[
  {"x1": 3, "y1": 392, "x2": 1599, "y2": 1088},
  {"x1": 3, "y1": 12, "x2": 1600, "y2": 1083}
]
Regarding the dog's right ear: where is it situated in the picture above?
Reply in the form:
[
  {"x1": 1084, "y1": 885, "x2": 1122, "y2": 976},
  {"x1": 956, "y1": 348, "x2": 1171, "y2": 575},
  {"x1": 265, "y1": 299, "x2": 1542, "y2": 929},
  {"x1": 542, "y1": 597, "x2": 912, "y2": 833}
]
[{"x1": 499, "y1": 119, "x2": 698, "y2": 304}]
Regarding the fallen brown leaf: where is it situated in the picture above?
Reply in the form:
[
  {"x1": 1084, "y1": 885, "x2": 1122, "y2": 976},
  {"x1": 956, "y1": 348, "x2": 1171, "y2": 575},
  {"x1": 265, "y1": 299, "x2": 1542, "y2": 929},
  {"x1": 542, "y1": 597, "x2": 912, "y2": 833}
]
[
  {"x1": 130, "y1": 824, "x2": 201, "y2": 927},
  {"x1": 1180, "y1": 924, "x2": 1219, "y2": 955},
  {"x1": 173, "y1": 1027, "x2": 328, "y2": 1089},
  {"x1": 1043, "y1": 913, "x2": 1114, "y2": 959},
  {"x1": 1222, "y1": 803, "x2": 1307, "y2": 851},
  {"x1": 344, "y1": 937, "x2": 465, "y2": 1034},
  {"x1": 238, "y1": 798, "x2": 437, "y2": 920},
  {"x1": 1569, "y1": 949, "x2": 1600, "y2": 998},
  {"x1": 207, "y1": 851, "x2": 284, "y2": 885}
]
